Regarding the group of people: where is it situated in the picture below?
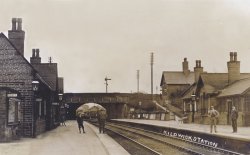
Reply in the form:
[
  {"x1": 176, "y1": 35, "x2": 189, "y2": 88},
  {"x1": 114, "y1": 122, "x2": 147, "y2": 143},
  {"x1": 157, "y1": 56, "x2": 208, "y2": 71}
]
[
  {"x1": 208, "y1": 105, "x2": 238, "y2": 133},
  {"x1": 76, "y1": 109, "x2": 107, "y2": 134}
]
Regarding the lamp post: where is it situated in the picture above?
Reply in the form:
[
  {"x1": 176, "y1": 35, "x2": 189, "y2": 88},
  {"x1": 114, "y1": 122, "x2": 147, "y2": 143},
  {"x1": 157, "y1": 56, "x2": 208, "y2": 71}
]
[
  {"x1": 58, "y1": 93, "x2": 64, "y2": 124},
  {"x1": 191, "y1": 93, "x2": 196, "y2": 123},
  {"x1": 139, "y1": 101, "x2": 142, "y2": 119},
  {"x1": 32, "y1": 80, "x2": 39, "y2": 137}
]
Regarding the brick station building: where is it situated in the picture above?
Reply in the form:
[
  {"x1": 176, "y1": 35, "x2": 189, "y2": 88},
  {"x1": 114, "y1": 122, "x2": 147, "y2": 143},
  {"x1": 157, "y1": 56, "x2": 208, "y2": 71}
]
[
  {"x1": 161, "y1": 53, "x2": 250, "y2": 126},
  {"x1": 0, "y1": 18, "x2": 63, "y2": 141}
]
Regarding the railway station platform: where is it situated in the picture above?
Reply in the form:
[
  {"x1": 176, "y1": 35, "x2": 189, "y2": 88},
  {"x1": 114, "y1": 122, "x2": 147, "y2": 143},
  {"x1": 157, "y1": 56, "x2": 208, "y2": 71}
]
[
  {"x1": 0, "y1": 121, "x2": 130, "y2": 155},
  {"x1": 112, "y1": 119, "x2": 250, "y2": 154},
  {"x1": 113, "y1": 119, "x2": 250, "y2": 140}
]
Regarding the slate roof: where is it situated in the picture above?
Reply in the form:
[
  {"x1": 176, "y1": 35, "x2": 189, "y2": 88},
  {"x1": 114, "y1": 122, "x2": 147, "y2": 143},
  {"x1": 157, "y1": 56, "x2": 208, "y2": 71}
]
[
  {"x1": 199, "y1": 73, "x2": 228, "y2": 92},
  {"x1": 182, "y1": 72, "x2": 250, "y2": 99},
  {"x1": 199, "y1": 73, "x2": 250, "y2": 94},
  {"x1": 218, "y1": 78, "x2": 250, "y2": 97},
  {"x1": 160, "y1": 71, "x2": 195, "y2": 86},
  {"x1": 32, "y1": 63, "x2": 58, "y2": 91}
]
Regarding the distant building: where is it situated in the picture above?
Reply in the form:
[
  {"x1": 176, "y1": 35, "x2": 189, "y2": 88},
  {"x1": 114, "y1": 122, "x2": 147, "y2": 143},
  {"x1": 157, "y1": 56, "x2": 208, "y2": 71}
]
[{"x1": 160, "y1": 58, "x2": 195, "y2": 107}]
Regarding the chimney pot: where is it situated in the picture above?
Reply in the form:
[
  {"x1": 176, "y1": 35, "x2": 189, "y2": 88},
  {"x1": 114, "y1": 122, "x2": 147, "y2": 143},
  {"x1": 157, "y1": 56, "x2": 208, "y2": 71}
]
[
  {"x1": 182, "y1": 57, "x2": 189, "y2": 75},
  {"x1": 230, "y1": 52, "x2": 234, "y2": 61},
  {"x1": 234, "y1": 52, "x2": 237, "y2": 61},
  {"x1": 196, "y1": 60, "x2": 199, "y2": 67},
  {"x1": 17, "y1": 18, "x2": 22, "y2": 31},
  {"x1": 32, "y1": 49, "x2": 36, "y2": 57},
  {"x1": 12, "y1": 18, "x2": 17, "y2": 30},
  {"x1": 36, "y1": 49, "x2": 40, "y2": 57}
]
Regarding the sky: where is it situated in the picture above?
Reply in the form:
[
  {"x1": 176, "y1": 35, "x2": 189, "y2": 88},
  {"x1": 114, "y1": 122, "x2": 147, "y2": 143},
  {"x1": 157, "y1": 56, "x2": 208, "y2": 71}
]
[{"x1": 1, "y1": 0, "x2": 250, "y2": 93}]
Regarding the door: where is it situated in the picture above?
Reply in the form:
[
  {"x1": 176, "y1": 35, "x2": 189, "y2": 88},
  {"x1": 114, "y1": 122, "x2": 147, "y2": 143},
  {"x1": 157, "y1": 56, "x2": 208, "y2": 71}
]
[{"x1": 227, "y1": 100, "x2": 232, "y2": 125}]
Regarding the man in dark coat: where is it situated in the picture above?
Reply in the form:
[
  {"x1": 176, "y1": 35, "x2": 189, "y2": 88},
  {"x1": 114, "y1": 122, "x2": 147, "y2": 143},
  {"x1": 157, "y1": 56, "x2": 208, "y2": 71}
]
[
  {"x1": 97, "y1": 109, "x2": 107, "y2": 134},
  {"x1": 231, "y1": 106, "x2": 238, "y2": 133},
  {"x1": 76, "y1": 114, "x2": 85, "y2": 133}
]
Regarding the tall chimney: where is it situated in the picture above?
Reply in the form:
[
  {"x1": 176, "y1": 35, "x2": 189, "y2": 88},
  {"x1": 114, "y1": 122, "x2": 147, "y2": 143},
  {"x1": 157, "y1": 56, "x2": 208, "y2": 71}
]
[
  {"x1": 8, "y1": 18, "x2": 25, "y2": 55},
  {"x1": 30, "y1": 48, "x2": 41, "y2": 64},
  {"x1": 182, "y1": 58, "x2": 190, "y2": 76},
  {"x1": 194, "y1": 60, "x2": 203, "y2": 83},
  {"x1": 227, "y1": 52, "x2": 240, "y2": 84}
]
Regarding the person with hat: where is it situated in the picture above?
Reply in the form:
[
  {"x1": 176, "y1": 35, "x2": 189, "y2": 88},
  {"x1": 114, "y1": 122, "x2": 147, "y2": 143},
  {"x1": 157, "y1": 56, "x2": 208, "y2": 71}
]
[
  {"x1": 231, "y1": 106, "x2": 238, "y2": 133},
  {"x1": 97, "y1": 109, "x2": 107, "y2": 134},
  {"x1": 208, "y1": 106, "x2": 219, "y2": 133},
  {"x1": 76, "y1": 114, "x2": 85, "y2": 133}
]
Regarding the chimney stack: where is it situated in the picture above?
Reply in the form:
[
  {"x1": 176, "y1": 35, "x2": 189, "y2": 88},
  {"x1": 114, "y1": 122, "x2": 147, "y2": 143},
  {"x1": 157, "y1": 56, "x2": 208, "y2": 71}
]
[
  {"x1": 30, "y1": 48, "x2": 41, "y2": 64},
  {"x1": 182, "y1": 58, "x2": 190, "y2": 76},
  {"x1": 227, "y1": 52, "x2": 240, "y2": 84},
  {"x1": 8, "y1": 18, "x2": 25, "y2": 55},
  {"x1": 194, "y1": 60, "x2": 203, "y2": 83}
]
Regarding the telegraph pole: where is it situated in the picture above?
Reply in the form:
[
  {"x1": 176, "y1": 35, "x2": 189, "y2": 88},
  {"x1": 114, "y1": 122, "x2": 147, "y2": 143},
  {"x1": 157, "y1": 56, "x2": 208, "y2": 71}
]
[
  {"x1": 105, "y1": 76, "x2": 111, "y2": 93},
  {"x1": 137, "y1": 70, "x2": 140, "y2": 93},
  {"x1": 150, "y1": 52, "x2": 154, "y2": 98}
]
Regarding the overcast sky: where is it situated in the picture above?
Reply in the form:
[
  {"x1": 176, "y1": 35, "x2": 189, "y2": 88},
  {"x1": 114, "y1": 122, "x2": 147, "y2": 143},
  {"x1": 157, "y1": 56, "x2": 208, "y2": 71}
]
[{"x1": 1, "y1": 0, "x2": 250, "y2": 93}]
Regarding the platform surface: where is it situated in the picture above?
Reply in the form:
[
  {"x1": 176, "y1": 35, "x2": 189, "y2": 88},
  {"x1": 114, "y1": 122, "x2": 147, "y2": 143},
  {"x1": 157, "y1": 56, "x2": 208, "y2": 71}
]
[{"x1": 0, "y1": 121, "x2": 130, "y2": 155}]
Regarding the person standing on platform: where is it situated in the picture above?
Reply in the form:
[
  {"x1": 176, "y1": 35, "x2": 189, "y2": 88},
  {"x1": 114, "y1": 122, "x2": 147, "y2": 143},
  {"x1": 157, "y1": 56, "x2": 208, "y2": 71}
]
[
  {"x1": 208, "y1": 106, "x2": 219, "y2": 133},
  {"x1": 97, "y1": 109, "x2": 107, "y2": 134},
  {"x1": 60, "y1": 115, "x2": 66, "y2": 126},
  {"x1": 231, "y1": 106, "x2": 238, "y2": 133},
  {"x1": 76, "y1": 114, "x2": 85, "y2": 133}
]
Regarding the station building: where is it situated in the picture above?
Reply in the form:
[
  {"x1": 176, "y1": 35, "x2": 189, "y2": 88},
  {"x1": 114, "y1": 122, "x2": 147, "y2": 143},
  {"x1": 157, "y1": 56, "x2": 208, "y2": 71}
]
[
  {"x1": 161, "y1": 52, "x2": 250, "y2": 126},
  {"x1": 0, "y1": 18, "x2": 63, "y2": 141}
]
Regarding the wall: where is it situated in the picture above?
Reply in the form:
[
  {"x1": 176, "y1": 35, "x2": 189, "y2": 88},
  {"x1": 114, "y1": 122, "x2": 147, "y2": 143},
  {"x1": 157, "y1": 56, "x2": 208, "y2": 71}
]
[
  {"x1": 0, "y1": 39, "x2": 34, "y2": 136},
  {"x1": 0, "y1": 36, "x2": 49, "y2": 137}
]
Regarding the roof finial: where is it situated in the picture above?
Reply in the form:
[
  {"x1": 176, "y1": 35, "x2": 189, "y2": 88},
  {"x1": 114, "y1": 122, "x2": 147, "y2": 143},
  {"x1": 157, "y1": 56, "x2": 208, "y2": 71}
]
[{"x1": 48, "y1": 57, "x2": 53, "y2": 63}]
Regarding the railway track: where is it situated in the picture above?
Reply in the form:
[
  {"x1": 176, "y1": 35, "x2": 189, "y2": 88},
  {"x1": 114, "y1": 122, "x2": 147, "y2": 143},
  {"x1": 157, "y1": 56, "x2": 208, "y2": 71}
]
[{"x1": 104, "y1": 122, "x2": 243, "y2": 155}]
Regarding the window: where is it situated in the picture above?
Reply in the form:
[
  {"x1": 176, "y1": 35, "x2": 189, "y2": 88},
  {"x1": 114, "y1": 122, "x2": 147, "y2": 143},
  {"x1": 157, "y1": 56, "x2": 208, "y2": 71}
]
[
  {"x1": 8, "y1": 98, "x2": 21, "y2": 125},
  {"x1": 44, "y1": 100, "x2": 46, "y2": 115}
]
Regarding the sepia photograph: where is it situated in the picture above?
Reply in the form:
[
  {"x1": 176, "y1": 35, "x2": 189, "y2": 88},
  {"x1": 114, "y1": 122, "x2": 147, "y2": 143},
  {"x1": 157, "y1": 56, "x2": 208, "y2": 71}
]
[{"x1": 0, "y1": 0, "x2": 250, "y2": 154}]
